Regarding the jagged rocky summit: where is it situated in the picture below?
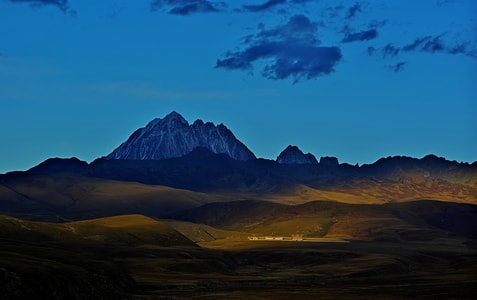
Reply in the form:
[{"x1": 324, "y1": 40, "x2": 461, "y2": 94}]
[
  {"x1": 276, "y1": 145, "x2": 318, "y2": 164},
  {"x1": 106, "y1": 111, "x2": 256, "y2": 161}
]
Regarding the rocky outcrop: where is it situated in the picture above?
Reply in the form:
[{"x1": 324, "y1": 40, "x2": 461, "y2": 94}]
[
  {"x1": 106, "y1": 111, "x2": 256, "y2": 161},
  {"x1": 276, "y1": 145, "x2": 318, "y2": 164},
  {"x1": 319, "y1": 156, "x2": 339, "y2": 166}
]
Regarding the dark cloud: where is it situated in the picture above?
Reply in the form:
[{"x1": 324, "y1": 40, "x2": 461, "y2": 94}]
[
  {"x1": 367, "y1": 46, "x2": 376, "y2": 56},
  {"x1": 241, "y1": 0, "x2": 286, "y2": 12},
  {"x1": 258, "y1": 13, "x2": 319, "y2": 42},
  {"x1": 150, "y1": 0, "x2": 226, "y2": 15},
  {"x1": 448, "y1": 43, "x2": 476, "y2": 57},
  {"x1": 390, "y1": 61, "x2": 406, "y2": 73},
  {"x1": 382, "y1": 43, "x2": 400, "y2": 57},
  {"x1": 216, "y1": 15, "x2": 342, "y2": 83},
  {"x1": 379, "y1": 35, "x2": 476, "y2": 59},
  {"x1": 239, "y1": 0, "x2": 313, "y2": 12},
  {"x1": 403, "y1": 35, "x2": 477, "y2": 58},
  {"x1": 377, "y1": 35, "x2": 476, "y2": 72},
  {"x1": 342, "y1": 29, "x2": 378, "y2": 43},
  {"x1": 345, "y1": 2, "x2": 362, "y2": 19},
  {"x1": 403, "y1": 35, "x2": 445, "y2": 52},
  {"x1": 6, "y1": 0, "x2": 69, "y2": 12}
]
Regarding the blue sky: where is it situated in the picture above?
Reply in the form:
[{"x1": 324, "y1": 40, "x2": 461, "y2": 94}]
[{"x1": 0, "y1": 0, "x2": 476, "y2": 173}]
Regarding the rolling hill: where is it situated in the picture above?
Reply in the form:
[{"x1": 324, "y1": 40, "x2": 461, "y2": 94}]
[
  {"x1": 173, "y1": 199, "x2": 477, "y2": 242},
  {"x1": 0, "y1": 172, "x2": 232, "y2": 221}
]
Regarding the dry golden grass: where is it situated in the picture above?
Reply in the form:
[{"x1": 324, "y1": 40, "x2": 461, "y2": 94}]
[
  {"x1": 265, "y1": 180, "x2": 477, "y2": 205},
  {"x1": 2, "y1": 212, "x2": 476, "y2": 299},
  {"x1": 70, "y1": 214, "x2": 161, "y2": 228},
  {"x1": 166, "y1": 220, "x2": 250, "y2": 243}
]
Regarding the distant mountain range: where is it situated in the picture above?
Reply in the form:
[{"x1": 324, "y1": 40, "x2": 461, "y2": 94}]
[
  {"x1": 1, "y1": 112, "x2": 476, "y2": 300},
  {"x1": 105, "y1": 111, "x2": 345, "y2": 165},
  {"x1": 0, "y1": 111, "x2": 476, "y2": 220}
]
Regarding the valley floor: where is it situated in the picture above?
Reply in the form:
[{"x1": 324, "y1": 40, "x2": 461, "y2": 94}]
[
  {"x1": 128, "y1": 239, "x2": 477, "y2": 300},
  {"x1": 1, "y1": 205, "x2": 476, "y2": 299}
]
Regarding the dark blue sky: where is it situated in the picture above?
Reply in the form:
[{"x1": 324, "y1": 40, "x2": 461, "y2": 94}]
[{"x1": 0, "y1": 0, "x2": 476, "y2": 173}]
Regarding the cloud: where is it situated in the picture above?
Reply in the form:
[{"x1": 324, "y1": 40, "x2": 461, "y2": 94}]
[
  {"x1": 216, "y1": 15, "x2": 342, "y2": 83},
  {"x1": 382, "y1": 43, "x2": 400, "y2": 57},
  {"x1": 342, "y1": 29, "x2": 378, "y2": 43},
  {"x1": 290, "y1": 0, "x2": 313, "y2": 3},
  {"x1": 345, "y1": 2, "x2": 362, "y2": 19},
  {"x1": 324, "y1": 4, "x2": 344, "y2": 19},
  {"x1": 367, "y1": 46, "x2": 376, "y2": 56},
  {"x1": 379, "y1": 35, "x2": 476, "y2": 59},
  {"x1": 257, "y1": 13, "x2": 320, "y2": 41},
  {"x1": 6, "y1": 0, "x2": 69, "y2": 12},
  {"x1": 150, "y1": 0, "x2": 226, "y2": 15},
  {"x1": 403, "y1": 35, "x2": 444, "y2": 52},
  {"x1": 239, "y1": 0, "x2": 313, "y2": 12},
  {"x1": 403, "y1": 35, "x2": 477, "y2": 57},
  {"x1": 241, "y1": 0, "x2": 286, "y2": 12},
  {"x1": 376, "y1": 34, "x2": 476, "y2": 72},
  {"x1": 389, "y1": 61, "x2": 406, "y2": 73}
]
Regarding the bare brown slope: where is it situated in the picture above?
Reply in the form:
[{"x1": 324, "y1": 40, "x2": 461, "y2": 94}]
[{"x1": 265, "y1": 176, "x2": 477, "y2": 205}]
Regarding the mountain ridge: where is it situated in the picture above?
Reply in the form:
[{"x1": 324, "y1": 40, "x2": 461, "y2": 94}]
[
  {"x1": 1, "y1": 111, "x2": 476, "y2": 220},
  {"x1": 1, "y1": 150, "x2": 475, "y2": 219}
]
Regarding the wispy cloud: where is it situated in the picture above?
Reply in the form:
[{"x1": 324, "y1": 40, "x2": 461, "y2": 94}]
[
  {"x1": 6, "y1": 0, "x2": 70, "y2": 13},
  {"x1": 378, "y1": 35, "x2": 476, "y2": 59},
  {"x1": 345, "y1": 2, "x2": 362, "y2": 19},
  {"x1": 389, "y1": 61, "x2": 406, "y2": 73},
  {"x1": 242, "y1": 0, "x2": 287, "y2": 12},
  {"x1": 342, "y1": 28, "x2": 378, "y2": 43},
  {"x1": 381, "y1": 43, "x2": 400, "y2": 58},
  {"x1": 403, "y1": 35, "x2": 445, "y2": 52},
  {"x1": 239, "y1": 0, "x2": 314, "y2": 12},
  {"x1": 150, "y1": 0, "x2": 227, "y2": 15},
  {"x1": 367, "y1": 46, "x2": 376, "y2": 56},
  {"x1": 216, "y1": 15, "x2": 342, "y2": 83},
  {"x1": 241, "y1": 0, "x2": 286, "y2": 12}
]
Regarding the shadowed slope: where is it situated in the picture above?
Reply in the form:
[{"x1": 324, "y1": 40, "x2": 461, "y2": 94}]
[
  {"x1": 0, "y1": 173, "x2": 232, "y2": 220},
  {"x1": 0, "y1": 214, "x2": 199, "y2": 299}
]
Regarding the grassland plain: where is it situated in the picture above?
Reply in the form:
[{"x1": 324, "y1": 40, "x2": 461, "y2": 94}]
[
  {"x1": 1, "y1": 199, "x2": 476, "y2": 299},
  {"x1": 127, "y1": 238, "x2": 477, "y2": 299}
]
